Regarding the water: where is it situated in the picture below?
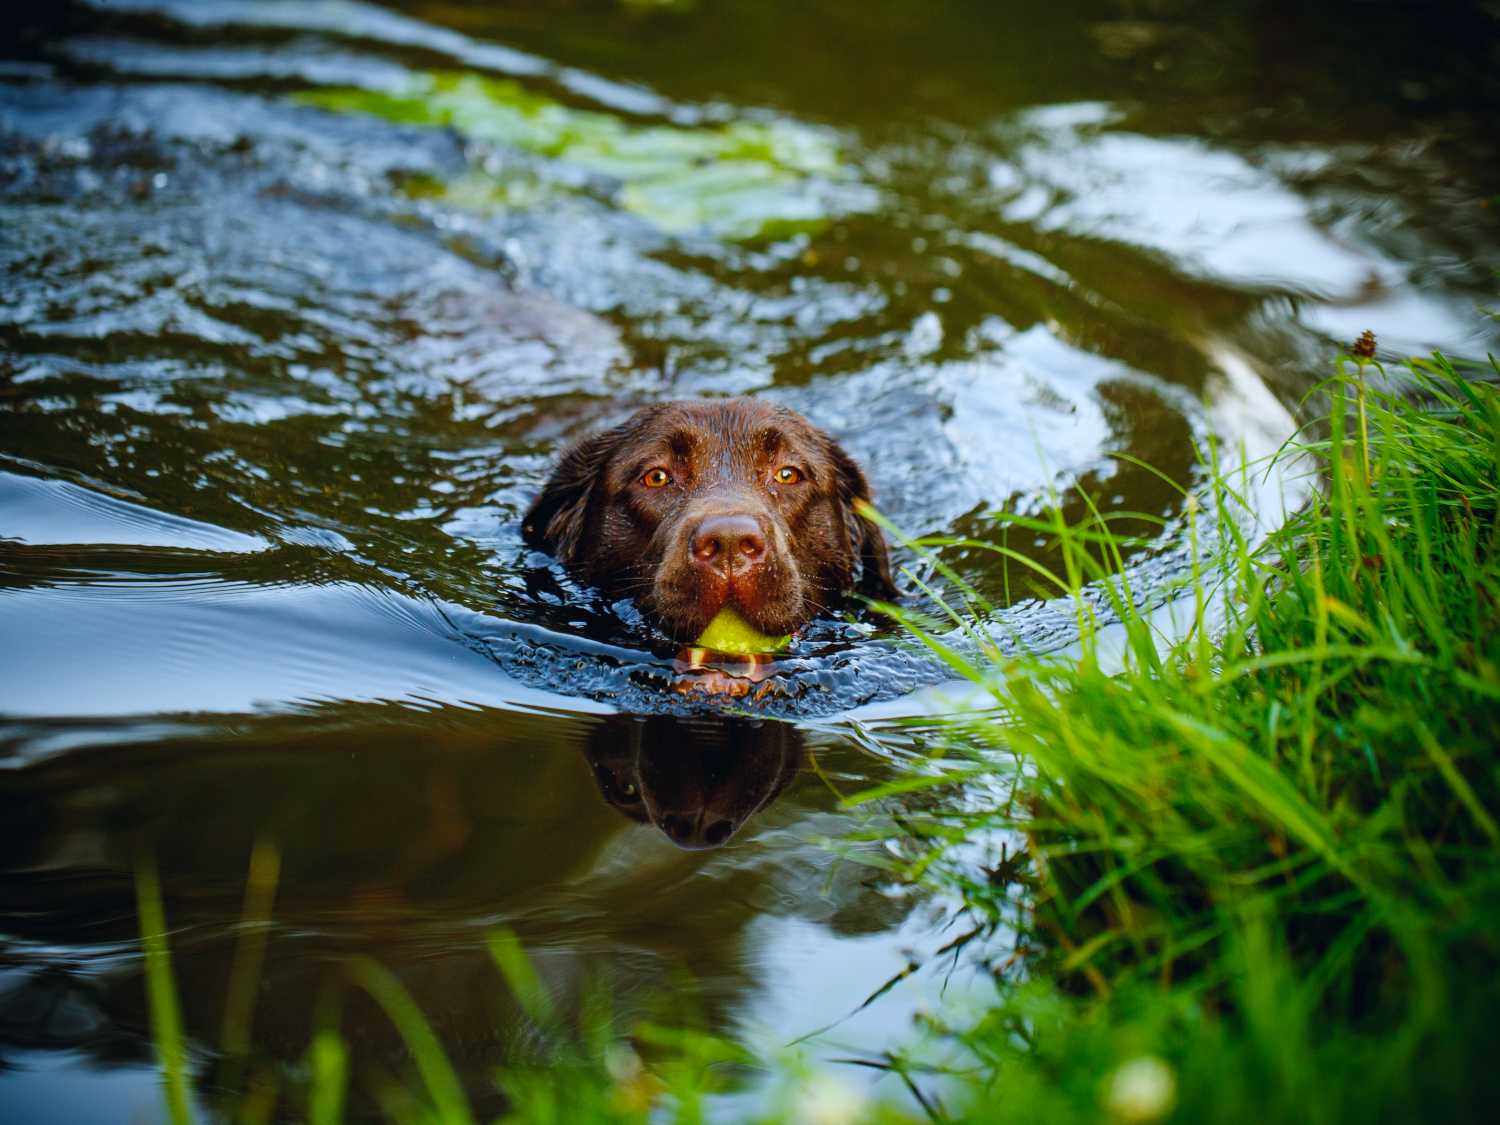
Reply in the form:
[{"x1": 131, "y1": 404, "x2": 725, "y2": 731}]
[{"x1": 2, "y1": 0, "x2": 1497, "y2": 1118}]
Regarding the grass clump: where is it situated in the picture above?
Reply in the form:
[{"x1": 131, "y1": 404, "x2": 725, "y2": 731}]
[{"x1": 867, "y1": 346, "x2": 1500, "y2": 1122}]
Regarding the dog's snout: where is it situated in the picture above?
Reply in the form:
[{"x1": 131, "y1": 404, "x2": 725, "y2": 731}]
[
  {"x1": 690, "y1": 514, "x2": 766, "y2": 574},
  {"x1": 657, "y1": 810, "x2": 738, "y2": 850}
]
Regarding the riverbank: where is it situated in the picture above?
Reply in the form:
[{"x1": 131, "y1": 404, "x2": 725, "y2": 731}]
[{"x1": 871, "y1": 342, "x2": 1500, "y2": 1122}]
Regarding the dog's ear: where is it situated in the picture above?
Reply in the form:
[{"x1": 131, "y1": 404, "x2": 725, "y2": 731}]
[
  {"x1": 522, "y1": 425, "x2": 625, "y2": 562},
  {"x1": 828, "y1": 440, "x2": 899, "y2": 600}
]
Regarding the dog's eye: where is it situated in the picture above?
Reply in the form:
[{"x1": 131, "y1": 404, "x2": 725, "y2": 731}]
[
  {"x1": 641, "y1": 468, "x2": 672, "y2": 488},
  {"x1": 773, "y1": 466, "x2": 803, "y2": 485}
]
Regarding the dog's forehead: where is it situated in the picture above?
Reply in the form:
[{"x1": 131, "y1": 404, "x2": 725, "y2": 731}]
[{"x1": 631, "y1": 400, "x2": 816, "y2": 460}]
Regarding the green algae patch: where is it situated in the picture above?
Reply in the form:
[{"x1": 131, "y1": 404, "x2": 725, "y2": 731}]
[
  {"x1": 295, "y1": 72, "x2": 848, "y2": 240},
  {"x1": 693, "y1": 607, "x2": 791, "y2": 655}
]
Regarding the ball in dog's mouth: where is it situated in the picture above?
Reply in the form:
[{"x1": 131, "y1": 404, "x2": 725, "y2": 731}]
[
  {"x1": 693, "y1": 607, "x2": 791, "y2": 655},
  {"x1": 671, "y1": 608, "x2": 791, "y2": 698}
]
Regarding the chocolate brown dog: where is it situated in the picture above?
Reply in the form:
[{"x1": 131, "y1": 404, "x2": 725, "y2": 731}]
[{"x1": 523, "y1": 399, "x2": 897, "y2": 643}]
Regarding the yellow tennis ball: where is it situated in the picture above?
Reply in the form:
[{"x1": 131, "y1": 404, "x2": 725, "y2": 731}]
[{"x1": 694, "y1": 607, "x2": 791, "y2": 655}]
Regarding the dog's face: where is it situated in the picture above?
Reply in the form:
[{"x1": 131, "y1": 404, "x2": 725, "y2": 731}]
[{"x1": 523, "y1": 399, "x2": 896, "y2": 642}]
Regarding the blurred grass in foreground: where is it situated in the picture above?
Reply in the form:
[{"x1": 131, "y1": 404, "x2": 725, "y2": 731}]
[{"x1": 135, "y1": 344, "x2": 1500, "y2": 1121}]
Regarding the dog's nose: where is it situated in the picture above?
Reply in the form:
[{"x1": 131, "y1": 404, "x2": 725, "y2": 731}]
[
  {"x1": 657, "y1": 812, "x2": 737, "y2": 850},
  {"x1": 690, "y1": 514, "x2": 766, "y2": 574}
]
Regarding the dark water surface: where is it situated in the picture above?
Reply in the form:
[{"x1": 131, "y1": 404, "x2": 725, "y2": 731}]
[{"x1": 3, "y1": 0, "x2": 1498, "y2": 1118}]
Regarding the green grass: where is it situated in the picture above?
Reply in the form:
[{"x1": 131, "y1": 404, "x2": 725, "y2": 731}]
[
  {"x1": 133, "y1": 345, "x2": 1500, "y2": 1122},
  {"x1": 136, "y1": 854, "x2": 194, "y2": 1125},
  {"x1": 857, "y1": 346, "x2": 1500, "y2": 1122},
  {"x1": 132, "y1": 877, "x2": 767, "y2": 1123}
]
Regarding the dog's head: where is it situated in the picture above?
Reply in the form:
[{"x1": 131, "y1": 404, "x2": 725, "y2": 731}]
[
  {"x1": 583, "y1": 716, "x2": 803, "y2": 849},
  {"x1": 523, "y1": 398, "x2": 896, "y2": 642}
]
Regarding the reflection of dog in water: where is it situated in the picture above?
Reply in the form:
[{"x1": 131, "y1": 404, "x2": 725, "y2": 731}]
[{"x1": 582, "y1": 716, "x2": 803, "y2": 849}]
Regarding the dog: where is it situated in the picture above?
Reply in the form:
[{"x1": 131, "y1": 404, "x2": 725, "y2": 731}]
[{"x1": 523, "y1": 398, "x2": 897, "y2": 645}]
